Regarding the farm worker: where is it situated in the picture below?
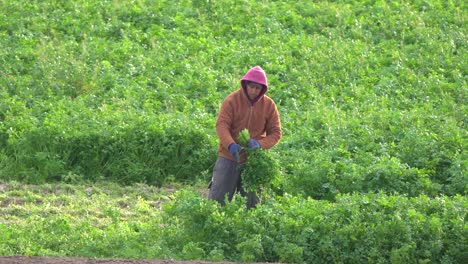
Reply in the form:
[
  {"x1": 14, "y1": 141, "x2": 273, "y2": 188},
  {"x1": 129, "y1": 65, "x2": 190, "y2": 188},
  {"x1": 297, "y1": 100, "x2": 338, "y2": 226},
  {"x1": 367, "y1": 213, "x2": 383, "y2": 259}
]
[{"x1": 208, "y1": 66, "x2": 282, "y2": 208}]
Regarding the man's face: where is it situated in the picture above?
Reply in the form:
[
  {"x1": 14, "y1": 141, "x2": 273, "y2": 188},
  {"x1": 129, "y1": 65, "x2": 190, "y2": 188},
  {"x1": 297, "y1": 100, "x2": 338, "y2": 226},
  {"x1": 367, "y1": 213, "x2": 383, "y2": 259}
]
[{"x1": 246, "y1": 82, "x2": 263, "y2": 99}]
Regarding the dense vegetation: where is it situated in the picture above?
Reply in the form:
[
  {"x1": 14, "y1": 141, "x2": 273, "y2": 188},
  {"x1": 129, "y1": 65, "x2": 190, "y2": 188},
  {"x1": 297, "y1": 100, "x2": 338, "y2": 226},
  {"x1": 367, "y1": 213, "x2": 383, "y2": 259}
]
[
  {"x1": 0, "y1": 0, "x2": 466, "y2": 263},
  {"x1": 0, "y1": 182, "x2": 466, "y2": 263}
]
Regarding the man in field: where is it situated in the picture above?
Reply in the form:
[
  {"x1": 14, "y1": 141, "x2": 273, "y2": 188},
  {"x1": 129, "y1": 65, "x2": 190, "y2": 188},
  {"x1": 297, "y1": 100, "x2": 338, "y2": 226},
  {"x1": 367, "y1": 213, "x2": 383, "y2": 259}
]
[{"x1": 208, "y1": 66, "x2": 282, "y2": 208}]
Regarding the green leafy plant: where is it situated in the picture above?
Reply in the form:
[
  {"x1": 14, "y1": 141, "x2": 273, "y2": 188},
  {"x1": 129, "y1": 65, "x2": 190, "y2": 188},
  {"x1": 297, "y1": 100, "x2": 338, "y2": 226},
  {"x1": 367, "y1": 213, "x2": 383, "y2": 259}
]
[
  {"x1": 241, "y1": 148, "x2": 281, "y2": 193},
  {"x1": 238, "y1": 128, "x2": 250, "y2": 147},
  {"x1": 237, "y1": 128, "x2": 281, "y2": 193}
]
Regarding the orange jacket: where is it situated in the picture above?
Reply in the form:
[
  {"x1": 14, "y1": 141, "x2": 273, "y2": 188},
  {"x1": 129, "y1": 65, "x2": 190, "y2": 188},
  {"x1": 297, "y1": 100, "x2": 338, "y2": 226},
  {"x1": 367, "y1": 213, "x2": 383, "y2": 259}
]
[{"x1": 216, "y1": 66, "x2": 282, "y2": 162}]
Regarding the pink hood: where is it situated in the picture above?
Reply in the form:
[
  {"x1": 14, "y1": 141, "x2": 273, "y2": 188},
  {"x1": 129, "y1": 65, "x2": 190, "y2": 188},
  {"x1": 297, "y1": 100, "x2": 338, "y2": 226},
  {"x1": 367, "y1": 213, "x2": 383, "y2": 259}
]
[{"x1": 241, "y1": 66, "x2": 268, "y2": 104}]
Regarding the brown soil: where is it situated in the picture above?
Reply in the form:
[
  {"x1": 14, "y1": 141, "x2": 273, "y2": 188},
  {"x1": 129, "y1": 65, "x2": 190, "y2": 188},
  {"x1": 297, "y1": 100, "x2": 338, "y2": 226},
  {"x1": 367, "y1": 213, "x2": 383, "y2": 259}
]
[{"x1": 0, "y1": 256, "x2": 280, "y2": 264}]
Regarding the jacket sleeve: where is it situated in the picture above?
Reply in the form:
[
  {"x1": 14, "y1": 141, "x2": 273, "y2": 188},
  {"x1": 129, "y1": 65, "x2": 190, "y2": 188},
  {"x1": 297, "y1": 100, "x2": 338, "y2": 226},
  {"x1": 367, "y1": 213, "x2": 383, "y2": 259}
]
[
  {"x1": 216, "y1": 98, "x2": 236, "y2": 150},
  {"x1": 258, "y1": 102, "x2": 282, "y2": 149}
]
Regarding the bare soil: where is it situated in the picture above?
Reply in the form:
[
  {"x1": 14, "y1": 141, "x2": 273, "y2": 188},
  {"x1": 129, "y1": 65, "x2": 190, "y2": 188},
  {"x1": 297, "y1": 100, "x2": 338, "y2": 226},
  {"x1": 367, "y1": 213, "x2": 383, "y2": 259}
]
[{"x1": 0, "y1": 256, "x2": 280, "y2": 264}]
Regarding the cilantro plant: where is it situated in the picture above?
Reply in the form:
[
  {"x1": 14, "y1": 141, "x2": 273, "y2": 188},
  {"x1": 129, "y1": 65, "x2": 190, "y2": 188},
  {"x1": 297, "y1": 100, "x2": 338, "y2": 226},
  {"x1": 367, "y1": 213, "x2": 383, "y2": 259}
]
[{"x1": 236, "y1": 129, "x2": 281, "y2": 193}]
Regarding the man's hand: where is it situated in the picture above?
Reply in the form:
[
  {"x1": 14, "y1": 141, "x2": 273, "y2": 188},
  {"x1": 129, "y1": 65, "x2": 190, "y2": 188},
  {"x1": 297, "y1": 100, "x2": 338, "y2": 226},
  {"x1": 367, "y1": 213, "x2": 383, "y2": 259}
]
[
  {"x1": 228, "y1": 143, "x2": 241, "y2": 161},
  {"x1": 248, "y1": 139, "x2": 260, "y2": 149}
]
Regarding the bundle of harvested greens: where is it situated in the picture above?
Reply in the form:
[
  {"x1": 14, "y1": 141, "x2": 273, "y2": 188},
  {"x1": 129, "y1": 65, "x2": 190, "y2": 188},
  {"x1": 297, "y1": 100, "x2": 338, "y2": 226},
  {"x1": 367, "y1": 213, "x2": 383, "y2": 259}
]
[
  {"x1": 238, "y1": 128, "x2": 250, "y2": 147},
  {"x1": 238, "y1": 129, "x2": 281, "y2": 192}
]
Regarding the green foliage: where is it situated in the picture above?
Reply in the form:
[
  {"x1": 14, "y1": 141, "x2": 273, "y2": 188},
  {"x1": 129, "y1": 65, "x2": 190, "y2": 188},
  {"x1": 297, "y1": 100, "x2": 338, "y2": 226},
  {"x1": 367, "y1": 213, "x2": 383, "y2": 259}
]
[
  {"x1": 238, "y1": 128, "x2": 250, "y2": 147},
  {"x1": 2, "y1": 183, "x2": 466, "y2": 263},
  {"x1": 0, "y1": 1, "x2": 466, "y2": 262},
  {"x1": 1, "y1": 97, "x2": 217, "y2": 185},
  {"x1": 241, "y1": 149, "x2": 281, "y2": 193},
  {"x1": 0, "y1": 0, "x2": 465, "y2": 196}
]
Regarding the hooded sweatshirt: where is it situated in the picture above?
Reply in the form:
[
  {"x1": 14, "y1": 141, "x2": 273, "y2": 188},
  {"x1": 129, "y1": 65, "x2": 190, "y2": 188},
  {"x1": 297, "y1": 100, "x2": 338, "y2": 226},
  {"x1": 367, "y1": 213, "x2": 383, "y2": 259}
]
[{"x1": 216, "y1": 66, "x2": 282, "y2": 162}]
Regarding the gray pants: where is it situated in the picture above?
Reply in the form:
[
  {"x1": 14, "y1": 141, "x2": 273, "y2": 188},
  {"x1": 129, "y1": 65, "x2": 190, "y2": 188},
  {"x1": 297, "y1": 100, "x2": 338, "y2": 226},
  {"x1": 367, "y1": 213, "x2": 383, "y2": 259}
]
[{"x1": 208, "y1": 157, "x2": 260, "y2": 209}]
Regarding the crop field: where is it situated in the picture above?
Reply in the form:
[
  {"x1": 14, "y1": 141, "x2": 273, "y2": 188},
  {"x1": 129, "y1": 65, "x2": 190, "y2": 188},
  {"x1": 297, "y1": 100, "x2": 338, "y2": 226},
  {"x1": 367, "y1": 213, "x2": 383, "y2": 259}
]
[{"x1": 0, "y1": 0, "x2": 466, "y2": 263}]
